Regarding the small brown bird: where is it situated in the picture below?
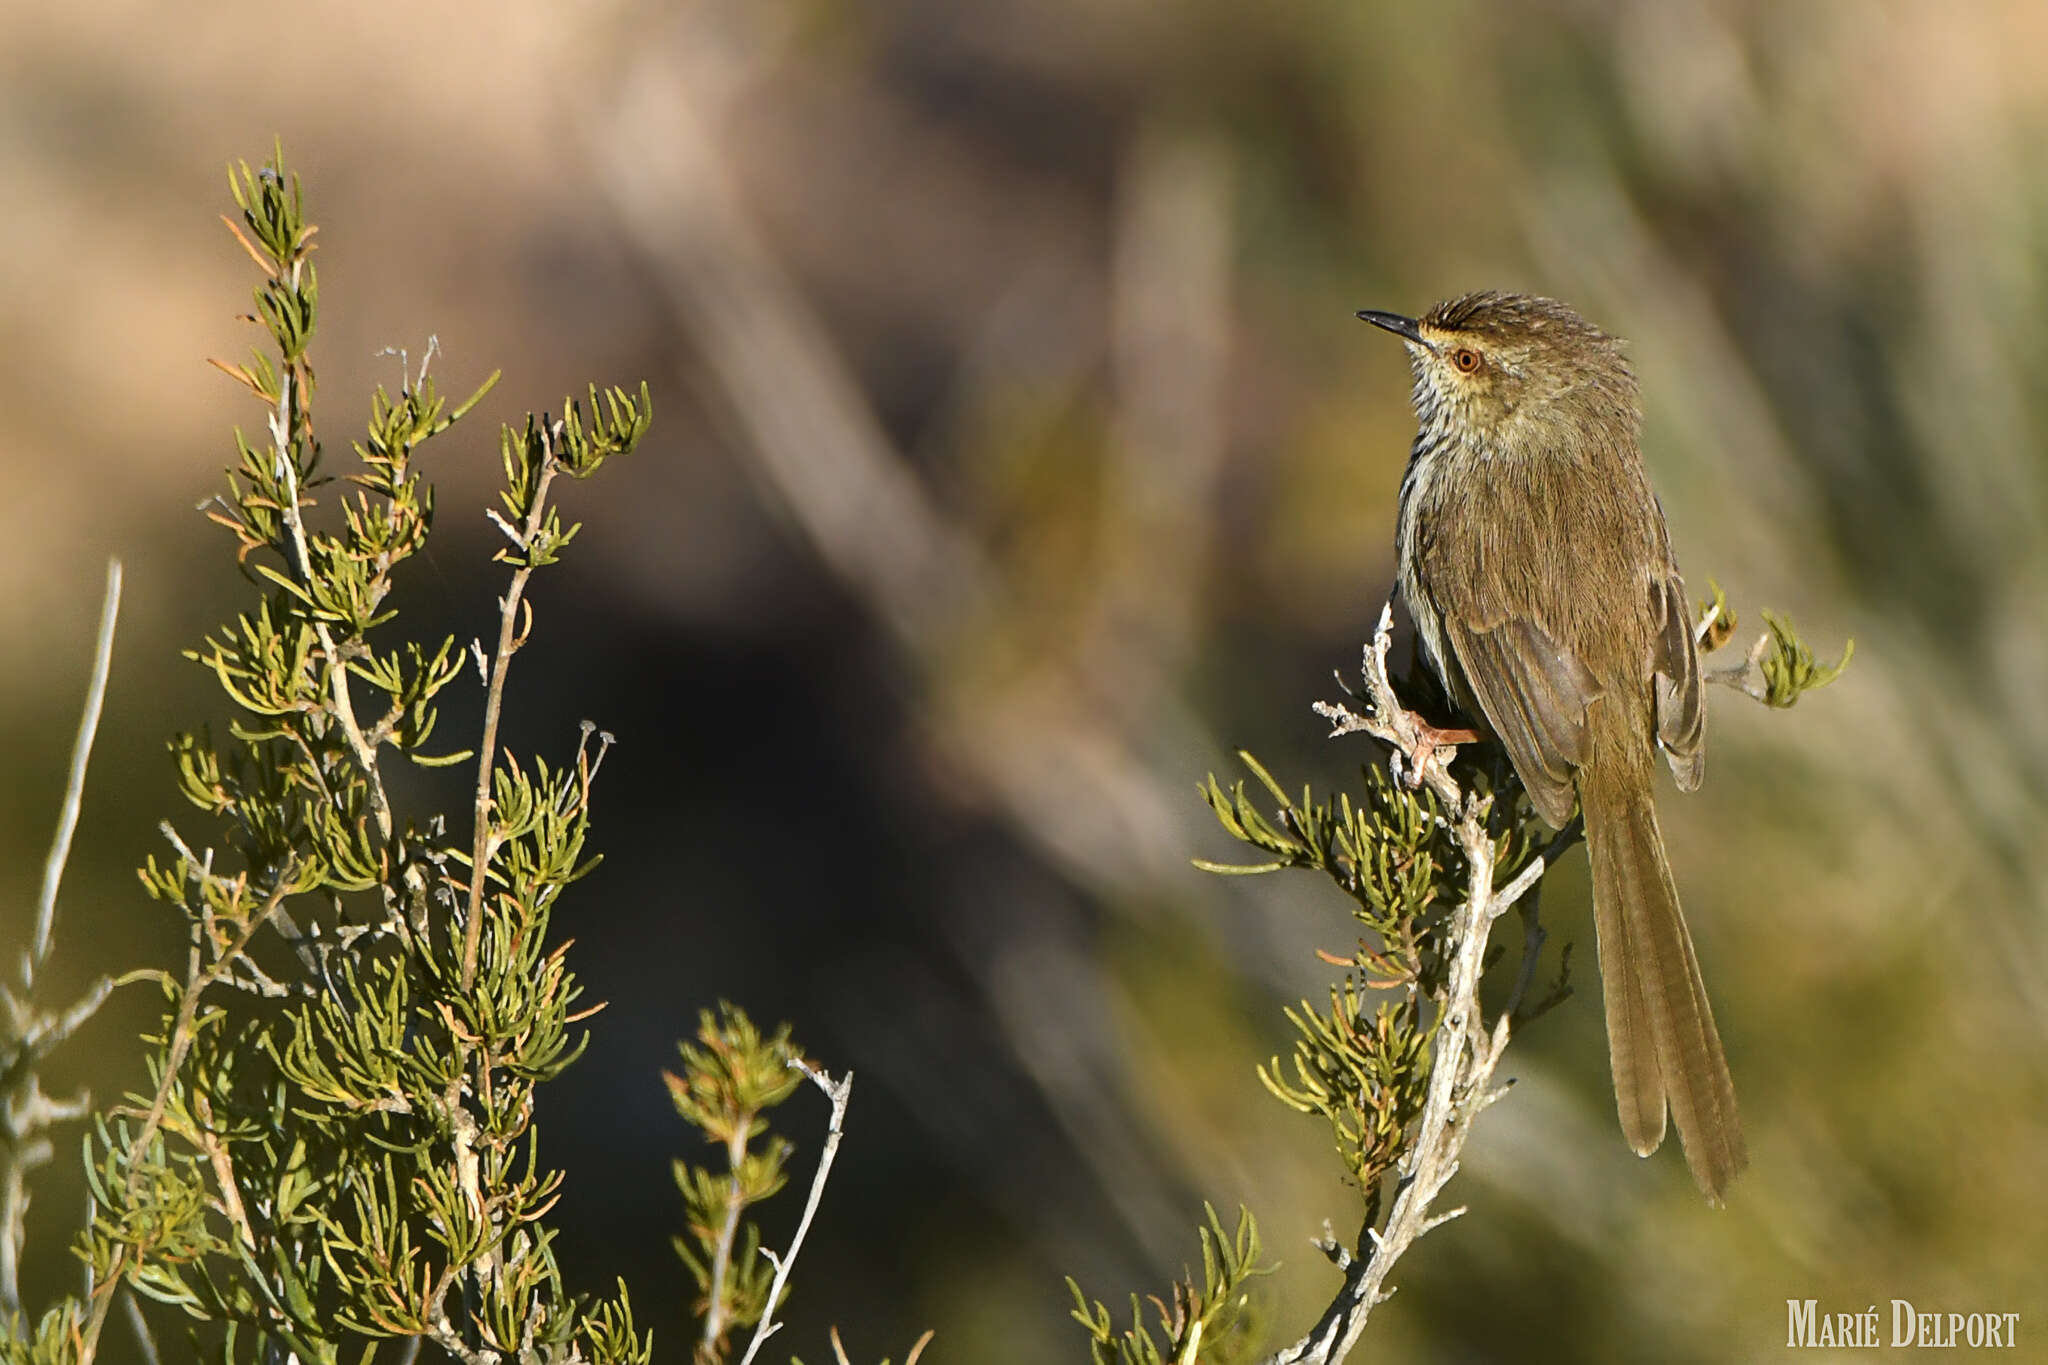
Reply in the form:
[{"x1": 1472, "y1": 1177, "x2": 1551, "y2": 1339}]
[{"x1": 1358, "y1": 291, "x2": 1746, "y2": 1202}]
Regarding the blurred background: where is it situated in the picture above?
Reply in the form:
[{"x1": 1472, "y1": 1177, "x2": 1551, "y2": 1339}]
[{"x1": 4, "y1": 0, "x2": 2047, "y2": 1359}]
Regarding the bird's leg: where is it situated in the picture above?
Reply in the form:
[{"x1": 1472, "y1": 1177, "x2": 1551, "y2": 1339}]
[{"x1": 1394, "y1": 712, "x2": 1482, "y2": 787}]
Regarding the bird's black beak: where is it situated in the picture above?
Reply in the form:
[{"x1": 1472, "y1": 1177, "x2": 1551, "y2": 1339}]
[{"x1": 1356, "y1": 309, "x2": 1425, "y2": 344}]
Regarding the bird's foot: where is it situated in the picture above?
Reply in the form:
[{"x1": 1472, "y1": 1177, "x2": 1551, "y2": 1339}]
[{"x1": 1395, "y1": 714, "x2": 1481, "y2": 788}]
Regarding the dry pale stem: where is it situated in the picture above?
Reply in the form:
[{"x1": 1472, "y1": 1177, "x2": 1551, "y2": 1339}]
[
  {"x1": 735, "y1": 1062, "x2": 853, "y2": 1365},
  {"x1": 1265, "y1": 603, "x2": 1553, "y2": 1365}
]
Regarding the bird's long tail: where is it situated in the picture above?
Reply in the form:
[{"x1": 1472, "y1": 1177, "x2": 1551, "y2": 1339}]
[{"x1": 1583, "y1": 759, "x2": 1747, "y2": 1203}]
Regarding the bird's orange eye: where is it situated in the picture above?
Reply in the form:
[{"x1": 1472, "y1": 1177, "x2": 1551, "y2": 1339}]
[{"x1": 1451, "y1": 347, "x2": 1482, "y2": 374}]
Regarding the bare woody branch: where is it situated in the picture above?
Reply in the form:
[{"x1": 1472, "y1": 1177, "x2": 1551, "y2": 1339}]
[
  {"x1": 2, "y1": 561, "x2": 124, "y2": 1317},
  {"x1": 736, "y1": 1062, "x2": 853, "y2": 1365},
  {"x1": 1263, "y1": 604, "x2": 1557, "y2": 1365}
]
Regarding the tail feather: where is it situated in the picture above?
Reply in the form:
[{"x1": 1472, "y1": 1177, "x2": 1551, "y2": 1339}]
[
  {"x1": 1594, "y1": 882, "x2": 1667, "y2": 1157},
  {"x1": 1584, "y1": 766, "x2": 1747, "y2": 1202}
]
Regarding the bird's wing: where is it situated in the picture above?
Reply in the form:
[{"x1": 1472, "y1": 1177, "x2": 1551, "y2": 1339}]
[
  {"x1": 1437, "y1": 610, "x2": 1601, "y2": 829},
  {"x1": 1654, "y1": 573, "x2": 1703, "y2": 789},
  {"x1": 1651, "y1": 572, "x2": 1704, "y2": 790}
]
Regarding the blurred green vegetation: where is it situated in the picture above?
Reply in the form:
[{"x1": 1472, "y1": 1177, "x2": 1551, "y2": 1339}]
[{"x1": 4, "y1": 1, "x2": 2046, "y2": 1360}]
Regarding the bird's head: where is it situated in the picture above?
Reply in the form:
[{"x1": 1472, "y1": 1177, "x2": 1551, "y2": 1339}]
[{"x1": 1357, "y1": 291, "x2": 1639, "y2": 455}]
